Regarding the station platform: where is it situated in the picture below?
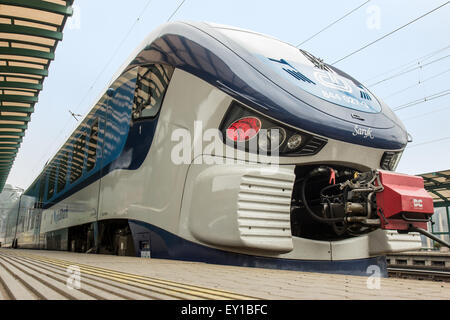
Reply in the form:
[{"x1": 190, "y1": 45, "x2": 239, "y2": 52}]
[{"x1": 0, "y1": 248, "x2": 449, "y2": 300}]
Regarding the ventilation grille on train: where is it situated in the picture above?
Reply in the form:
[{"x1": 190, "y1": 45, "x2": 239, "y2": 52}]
[
  {"x1": 295, "y1": 136, "x2": 328, "y2": 156},
  {"x1": 237, "y1": 173, "x2": 294, "y2": 252},
  {"x1": 381, "y1": 152, "x2": 395, "y2": 170},
  {"x1": 380, "y1": 151, "x2": 402, "y2": 171}
]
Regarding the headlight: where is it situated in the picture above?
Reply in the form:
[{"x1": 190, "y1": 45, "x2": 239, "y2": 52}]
[
  {"x1": 226, "y1": 117, "x2": 261, "y2": 142},
  {"x1": 287, "y1": 134, "x2": 303, "y2": 151},
  {"x1": 258, "y1": 127, "x2": 286, "y2": 152},
  {"x1": 220, "y1": 101, "x2": 327, "y2": 156}
]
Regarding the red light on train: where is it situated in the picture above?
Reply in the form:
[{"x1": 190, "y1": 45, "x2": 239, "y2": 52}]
[{"x1": 226, "y1": 117, "x2": 261, "y2": 142}]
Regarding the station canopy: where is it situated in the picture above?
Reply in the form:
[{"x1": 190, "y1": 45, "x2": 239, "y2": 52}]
[
  {"x1": 0, "y1": 0, "x2": 73, "y2": 191},
  {"x1": 419, "y1": 169, "x2": 450, "y2": 208}
]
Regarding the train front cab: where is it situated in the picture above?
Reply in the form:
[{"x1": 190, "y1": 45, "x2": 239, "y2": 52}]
[
  {"x1": 125, "y1": 66, "x2": 421, "y2": 276},
  {"x1": 2, "y1": 21, "x2": 429, "y2": 276}
]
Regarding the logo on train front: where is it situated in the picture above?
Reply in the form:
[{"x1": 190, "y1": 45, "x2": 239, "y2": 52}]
[{"x1": 353, "y1": 125, "x2": 375, "y2": 139}]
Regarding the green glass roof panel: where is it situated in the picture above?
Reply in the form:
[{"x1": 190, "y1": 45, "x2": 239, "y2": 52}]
[
  {"x1": 0, "y1": 47, "x2": 55, "y2": 60},
  {"x1": 0, "y1": 0, "x2": 73, "y2": 191},
  {"x1": 0, "y1": 94, "x2": 39, "y2": 103},
  {"x1": 0, "y1": 81, "x2": 43, "y2": 90},
  {"x1": 0, "y1": 23, "x2": 63, "y2": 40},
  {"x1": 0, "y1": 66, "x2": 49, "y2": 76},
  {"x1": 0, "y1": 115, "x2": 31, "y2": 122},
  {"x1": 0, "y1": 137, "x2": 24, "y2": 142},
  {"x1": 419, "y1": 170, "x2": 450, "y2": 206},
  {"x1": 0, "y1": 0, "x2": 74, "y2": 16},
  {"x1": 0, "y1": 106, "x2": 35, "y2": 113}
]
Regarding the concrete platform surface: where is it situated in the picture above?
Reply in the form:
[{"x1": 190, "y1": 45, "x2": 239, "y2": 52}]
[{"x1": 0, "y1": 248, "x2": 449, "y2": 300}]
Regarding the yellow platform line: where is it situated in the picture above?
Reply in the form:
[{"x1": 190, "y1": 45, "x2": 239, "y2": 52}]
[
  {"x1": 2, "y1": 252, "x2": 243, "y2": 300},
  {"x1": 2, "y1": 251, "x2": 258, "y2": 300}
]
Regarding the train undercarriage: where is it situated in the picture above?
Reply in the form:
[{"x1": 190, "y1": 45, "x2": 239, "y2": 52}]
[{"x1": 67, "y1": 219, "x2": 135, "y2": 256}]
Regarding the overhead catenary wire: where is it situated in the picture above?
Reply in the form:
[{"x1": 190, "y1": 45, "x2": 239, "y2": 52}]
[
  {"x1": 364, "y1": 44, "x2": 450, "y2": 83},
  {"x1": 296, "y1": 0, "x2": 370, "y2": 47},
  {"x1": 401, "y1": 104, "x2": 450, "y2": 122},
  {"x1": 368, "y1": 54, "x2": 450, "y2": 87},
  {"x1": 393, "y1": 88, "x2": 450, "y2": 111},
  {"x1": 407, "y1": 136, "x2": 450, "y2": 148},
  {"x1": 167, "y1": 0, "x2": 187, "y2": 22},
  {"x1": 331, "y1": 1, "x2": 450, "y2": 65},
  {"x1": 384, "y1": 67, "x2": 450, "y2": 99}
]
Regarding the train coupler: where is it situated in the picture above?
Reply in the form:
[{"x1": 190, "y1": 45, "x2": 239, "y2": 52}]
[{"x1": 375, "y1": 170, "x2": 434, "y2": 231}]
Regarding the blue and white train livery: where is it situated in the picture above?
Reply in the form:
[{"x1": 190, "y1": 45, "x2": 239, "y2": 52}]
[{"x1": 2, "y1": 22, "x2": 435, "y2": 277}]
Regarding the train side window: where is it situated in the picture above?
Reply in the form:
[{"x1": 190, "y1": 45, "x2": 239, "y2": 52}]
[
  {"x1": 132, "y1": 64, "x2": 174, "y2": 120},
  {"x1": 57, "y1": 151, "x2": 69, "y2": 193},
  {"x1": 38, "y1": 173, "x2": 47, "y2": 207},
  {"x1": 47, "y1": 161, "x2": 58, "y2": 199},
  {"x1": 86, "y1": 119, "x2": 99, "y2": 172},
  {"x1": 30, "y1": 209, "x2": 34, "y2": 230},
  {"x1": 70, "y1": 131, "x2": 87, "y2": 184}
]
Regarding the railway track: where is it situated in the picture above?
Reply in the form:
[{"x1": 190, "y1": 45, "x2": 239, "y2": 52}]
[
  {"x1": 0, "y1": 250, "x2": 257, "y2": 300},
  {"x1": 388, "y1": 267, "x2": 450, "y2": 282}
]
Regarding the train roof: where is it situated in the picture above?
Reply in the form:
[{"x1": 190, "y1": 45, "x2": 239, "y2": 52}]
[{"x1": 128, "y1": 21, "x2": 407, "y2": 150}]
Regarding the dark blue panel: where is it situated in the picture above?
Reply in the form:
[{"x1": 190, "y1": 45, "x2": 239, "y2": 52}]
[{"x1": 128, "y1": 220, "x2": 388, "y2": 277}]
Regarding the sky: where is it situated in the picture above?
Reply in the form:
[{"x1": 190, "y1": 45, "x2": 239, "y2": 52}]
[{"x1": 6, "y1": 0, "x2": 450, "y2": 190}]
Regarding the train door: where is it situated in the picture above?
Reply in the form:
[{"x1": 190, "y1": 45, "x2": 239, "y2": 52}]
[
  {"x1": 94, "y1": 67, "x2": 138, "y2": 255},
  {"x1": 64, "y1": 114, "x2": 101, "y2": 253},
  {"x1": 96, "y1": 64, "x2": 173, "y2": 256},
  {"x1": 127, "y1": 64, "x2": 174, "y2": 259}
]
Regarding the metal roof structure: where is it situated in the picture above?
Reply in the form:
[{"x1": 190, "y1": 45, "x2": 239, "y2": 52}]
[
  {"x1": 419, "y1": 169, "x2": 450, "y2": 244},
  {"x1": 419, "y1": 169, "x2": 450, "y2": 208},
  {"x1": 0, "y1": 0, "x2": 73, "y2": 191}
]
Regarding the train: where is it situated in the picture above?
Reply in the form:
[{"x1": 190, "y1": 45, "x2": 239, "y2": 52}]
[{"x1": 0, "y1": 22, "x2": 438, "y2": 276}]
